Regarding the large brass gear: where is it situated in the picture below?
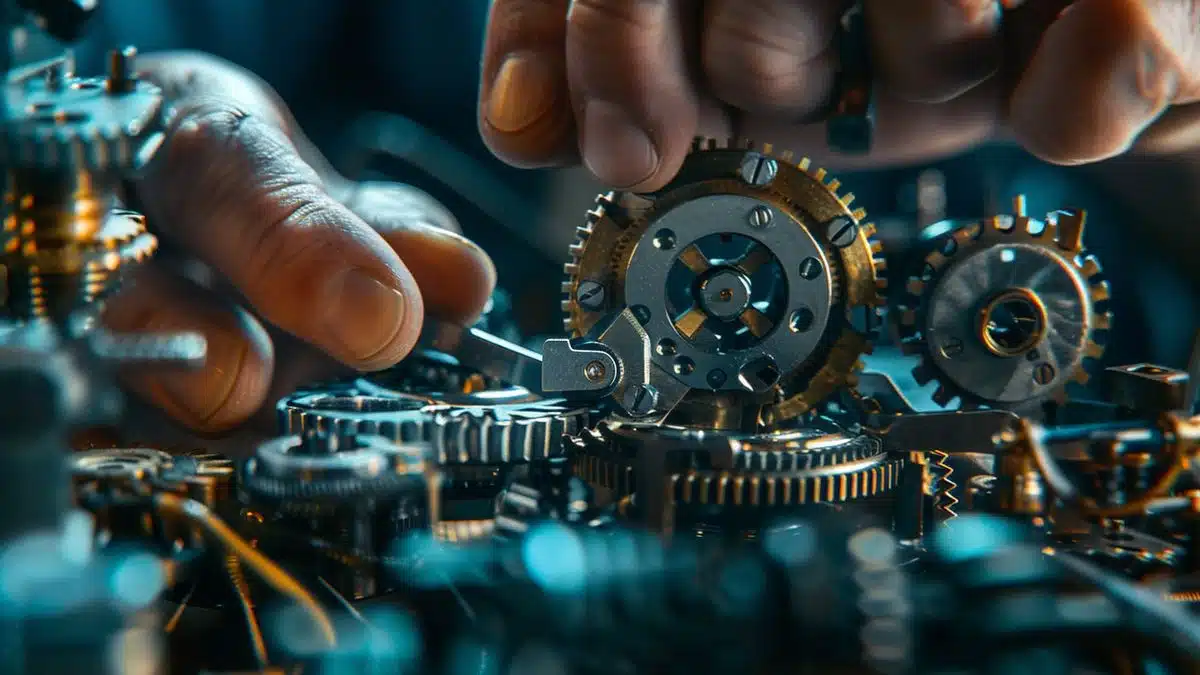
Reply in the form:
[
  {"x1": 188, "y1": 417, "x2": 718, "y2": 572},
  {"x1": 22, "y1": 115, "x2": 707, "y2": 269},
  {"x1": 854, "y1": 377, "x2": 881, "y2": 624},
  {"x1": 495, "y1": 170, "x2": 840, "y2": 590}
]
[
  {"x1": 561, "y1": 138, "x2": 887, "y2": 424},
  {"x1": 894, "y1": 197, "x2": 1112, "y2": 410}
]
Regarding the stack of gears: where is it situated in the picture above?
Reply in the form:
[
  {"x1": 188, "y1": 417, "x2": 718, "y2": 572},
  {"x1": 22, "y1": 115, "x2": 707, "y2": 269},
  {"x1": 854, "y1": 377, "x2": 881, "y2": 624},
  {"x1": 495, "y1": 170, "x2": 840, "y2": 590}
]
[{"x1": 3, "y1": 2, "x2": 1200, "y2": 673}]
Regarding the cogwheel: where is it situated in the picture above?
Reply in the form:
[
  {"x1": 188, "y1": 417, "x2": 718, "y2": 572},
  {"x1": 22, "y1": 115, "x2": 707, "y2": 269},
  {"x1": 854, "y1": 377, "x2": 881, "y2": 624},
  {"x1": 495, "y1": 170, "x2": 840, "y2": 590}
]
[
  {"x1": 561, "y1": 137, "x2": 887, "y2": 423},
  {"x1": 894, "y1": 196, "x2": 1112, "y2": 410}
]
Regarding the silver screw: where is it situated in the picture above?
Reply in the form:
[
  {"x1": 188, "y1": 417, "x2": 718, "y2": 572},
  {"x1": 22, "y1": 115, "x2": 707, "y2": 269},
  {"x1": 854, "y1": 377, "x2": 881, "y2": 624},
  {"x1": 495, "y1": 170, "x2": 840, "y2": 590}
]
[
  {"x1": 575, "y1": 280, "x2": 606, "y2": 311},
  {"x1": 740, "y1": 153, "x2": 778, "y2": 186},
  {"x1": 827, "y1": 217, "x2": 858, "y2": 248},
  {"x1": 622, "y1": 384, "x2": 659, "y2": 416},
  {"x1": 748, "y1": 205, "x2": 773, "y2": 228},
  {"x1": 583, "y1": 360, "x2": 607, "y2": 383}
]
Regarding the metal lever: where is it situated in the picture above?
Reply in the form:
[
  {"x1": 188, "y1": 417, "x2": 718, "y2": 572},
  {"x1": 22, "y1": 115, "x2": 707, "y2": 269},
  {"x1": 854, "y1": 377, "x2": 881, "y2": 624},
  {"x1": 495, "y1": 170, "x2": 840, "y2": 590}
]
[{"x1": 419, "y1": 318, "x2": 543, "y2": 394}]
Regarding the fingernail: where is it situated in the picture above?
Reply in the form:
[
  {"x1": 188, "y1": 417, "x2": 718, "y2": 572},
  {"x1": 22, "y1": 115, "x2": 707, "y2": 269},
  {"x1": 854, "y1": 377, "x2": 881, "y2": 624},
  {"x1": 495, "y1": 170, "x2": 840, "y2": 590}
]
[
  {"x1": 486, "y1": 52, "x2": 559, "y2": 133},
  {"x1": 581, "y1": 100, "x2": 659, "y2": 188},
  {"x1": 326, "y1": 270, "x2": 407, "y2": 364}
]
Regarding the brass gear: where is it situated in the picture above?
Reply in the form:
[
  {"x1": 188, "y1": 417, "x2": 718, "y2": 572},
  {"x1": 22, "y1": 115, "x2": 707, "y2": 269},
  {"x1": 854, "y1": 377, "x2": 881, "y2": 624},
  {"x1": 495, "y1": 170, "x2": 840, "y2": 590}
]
[
  {"x1": 561, "y1": 137, "x2": 887, "y2": 423},
  {"x1": 894, "y1": 197, "x2": 1112, "y2": 409}
]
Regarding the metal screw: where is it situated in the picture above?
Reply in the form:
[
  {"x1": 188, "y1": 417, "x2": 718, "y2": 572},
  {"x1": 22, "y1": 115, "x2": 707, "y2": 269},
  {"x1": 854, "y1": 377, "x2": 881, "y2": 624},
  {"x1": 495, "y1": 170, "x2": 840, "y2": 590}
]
[
  {"x1": 706, "y1": 369, "x2": 728, "y2": 388},
  {"x1": 1033, "y1": 362, "x2": 1056, "y2": 385},
  {"x1": 798, "y1": 257, "x2": 823, "y2": 280},
  {"x1": 622, "y1": 384, "x2": 659, "y2": 416},
  {"x1": 575, "y1": 280, "x2": 606, "y2": 311},
  {"x1": 940, "y1": 338, "x2": 964, "y2": 359},
  {"x1": 827, "y1": 217, "x2": 858, "y2": 248},
  {"x1": 107, "y1": 46, "x2": 137, "y2": 94},
  {"x1": 748, "y1": 205, "x2": 773, "y2": 228},
  {"x1": 583, "y1": 360, "x2": 606, "y2": 383},
  {"x1": 740, "y1": 153, "x2": 778, "y2": 186}
]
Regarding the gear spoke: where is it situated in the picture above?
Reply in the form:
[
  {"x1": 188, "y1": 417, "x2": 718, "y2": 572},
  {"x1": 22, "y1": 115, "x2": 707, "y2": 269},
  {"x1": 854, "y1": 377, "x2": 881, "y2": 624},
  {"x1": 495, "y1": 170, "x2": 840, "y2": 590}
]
[
  {"x1": 673, "y1": 305, "x2": 709, "y2": 340},
  {"x1": 734, "y1": 243, "x2": 773, "y2": 276},
  {"x1": 677, "y1": 244, "x2": 712, "y2": 275},
  {"x1": 739, "y1": 307, "x2": 774, "y2": 338}
]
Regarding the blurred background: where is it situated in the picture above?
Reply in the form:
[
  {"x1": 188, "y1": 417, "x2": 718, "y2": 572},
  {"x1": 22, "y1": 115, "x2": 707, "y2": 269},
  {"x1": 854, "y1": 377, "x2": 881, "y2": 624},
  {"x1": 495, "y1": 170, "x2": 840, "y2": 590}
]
[{"x1": 25, "y1": 0, "x2": 1200, "y2": 377}]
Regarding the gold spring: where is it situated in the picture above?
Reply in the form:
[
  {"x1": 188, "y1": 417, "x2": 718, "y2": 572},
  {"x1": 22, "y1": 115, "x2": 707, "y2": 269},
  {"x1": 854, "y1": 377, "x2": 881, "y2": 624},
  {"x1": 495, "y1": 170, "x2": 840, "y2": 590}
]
[
  {"x1": 1165, "y1": 591, "x2": 1200, "y2": 603},
  {"x1": 931, "y1": 450, "x2": 959, "y2": 520}
]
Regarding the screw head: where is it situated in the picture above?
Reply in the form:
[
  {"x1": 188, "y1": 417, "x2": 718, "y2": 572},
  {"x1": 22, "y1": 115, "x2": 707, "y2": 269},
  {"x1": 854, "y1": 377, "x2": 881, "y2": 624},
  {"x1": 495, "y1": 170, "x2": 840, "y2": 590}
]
[
  {"x1": 748, "y1": 205, "x2": 773, "y2": 228},
  {"x1": 1033, "y1": 362, "x2": 1056, "y2": 385},
  {"x1": 575, "y1": 280, "x2": 606, "y2": 311},
  {"x1": 826, "y1": 217, "x2": 858, "y2": 248},
  {"x1": 740, "y1": 153, "x2": 778, "y2": 186},
  {"x1": 622, "y1": 384, "x2": 659, "y2": 416},
  {"x1": 583, "y1": 360, "x2": 607, "y2": 383}
]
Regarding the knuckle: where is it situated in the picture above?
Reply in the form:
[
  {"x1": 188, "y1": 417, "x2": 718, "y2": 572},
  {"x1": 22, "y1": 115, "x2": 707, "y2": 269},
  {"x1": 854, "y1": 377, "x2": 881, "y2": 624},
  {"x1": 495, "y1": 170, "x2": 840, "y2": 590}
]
[
  {"x1": 567, "y1": 0, "x2": 666, "y2": 35},
  {"x1": 704, "y1": 27, "x2": 805, "y2": 107}
]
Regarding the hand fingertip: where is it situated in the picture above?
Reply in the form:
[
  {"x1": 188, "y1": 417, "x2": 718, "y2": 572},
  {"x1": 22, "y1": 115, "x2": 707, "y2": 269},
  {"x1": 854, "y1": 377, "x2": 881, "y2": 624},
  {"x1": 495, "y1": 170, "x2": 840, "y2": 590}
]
[
  {"x1": 480, "y1": 51, "x2": 577, "y2": 167},
  {"x1": 324, "y1": 267, "x2": 424, "y2": 370}
]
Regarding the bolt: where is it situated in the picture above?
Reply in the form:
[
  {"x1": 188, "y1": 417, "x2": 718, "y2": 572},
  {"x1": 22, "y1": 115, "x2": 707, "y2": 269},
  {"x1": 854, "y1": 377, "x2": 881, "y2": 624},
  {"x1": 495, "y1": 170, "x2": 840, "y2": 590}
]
[
  {"x1": 583, "y1": 360, "x2": 607, "y2": 383},
  {"x1": 740, "y1": 153, "x2": 778, "y2": 186},
  {"x1": 107, "y1": 46, "x2": 137, "y2": 94},
  {"x1": 748, "y1": 205, "x2": 773, "y2": 228},
  {"x1": 1033, "y1": 362, "x2": 1056, "y2": 385},
  {"x1": 44, "y1": 61, "x2": 65, "y2": 90},
  {"x1": 622, "y1": 384, "x2": 659, "y2": 416},
  {"x1": 940, "y1": 338, "x2": 964, "y2": 359},
  {"x1": 827, "y1": 217, "x2": 858, "y2": 248},
  {"x1": 575, "y1": 280, "x2": 606, "y2": 311}
]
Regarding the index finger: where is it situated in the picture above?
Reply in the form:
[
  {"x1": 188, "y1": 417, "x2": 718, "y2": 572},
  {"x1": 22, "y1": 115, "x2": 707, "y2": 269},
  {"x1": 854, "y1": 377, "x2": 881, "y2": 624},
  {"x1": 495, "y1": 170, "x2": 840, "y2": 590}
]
[{"x1": 479, "y1": 0, "x2": 577, "y2": 168}]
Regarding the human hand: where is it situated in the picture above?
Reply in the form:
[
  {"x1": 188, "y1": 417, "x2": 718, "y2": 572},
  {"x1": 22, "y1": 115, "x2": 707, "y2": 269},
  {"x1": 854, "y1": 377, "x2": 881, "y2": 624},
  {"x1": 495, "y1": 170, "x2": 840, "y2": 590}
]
[
  {"x1": 477, "y1": 0, "x2": 1200, "y2": 189},
  {"x1": 102, "y1": 52, "x2": 496, "y2": 434}
]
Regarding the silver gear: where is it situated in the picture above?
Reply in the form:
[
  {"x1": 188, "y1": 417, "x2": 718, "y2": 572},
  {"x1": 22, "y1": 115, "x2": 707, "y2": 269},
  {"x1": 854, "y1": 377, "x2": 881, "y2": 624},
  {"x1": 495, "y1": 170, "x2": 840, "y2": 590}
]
[
  {"x1": 70, "y1": 447, "x2": 173, "y2": 485},
  {"x1": 242, "y1": 432, "x2": 429, "y2": 502},
  {"x1": 2, "y1": 65, "x2": 165, "y2": 172},
  {"x1": 278, "y1": 391, "x2": 590, "y2": 466},
  {"x1": 895, "y1": 199, "x2": 1111, "y2": 409}
]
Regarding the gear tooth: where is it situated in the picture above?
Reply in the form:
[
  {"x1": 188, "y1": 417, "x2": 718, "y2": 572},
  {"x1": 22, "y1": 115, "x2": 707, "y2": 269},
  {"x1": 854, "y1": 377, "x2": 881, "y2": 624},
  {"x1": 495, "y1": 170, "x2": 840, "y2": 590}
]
[
  {"x1": 1094, "y1": 311, "x2": 1113, "y2": 331},
  {"x1": 860, "y1": 222, "x2": 876, "y2": 238},
  {"x1": 560, "y1": 280, "x2": 574, "y2": 295},
  {"x1": 1090, "y1": 281, "x2": 1111, "y2": 303},
  {"x1": 690, "y1": 136, "x2": 705, "y2": 152},
  {"x1": 1052, "y1": 208, "x2": 1086, "y2": 252},
  {"x1": 841, "y1": 192, "x2": 856, "y2": 208},
  {"x1": 931, "y1": 385, "x2": 955, "y2": 407},
  {"x1": 798, "y1": 157, "x2": 812, "y2": 171},
  {"x1": 912, "y1": 362, "x2": 934, "y2": 386},
  {"x1": 869, "y1": 239, "x2": 884, "y2": 255},
  {"x1": 826, "y1": 178, "x2": 841, "y2": 192},
  {"x1": 597, "y1": 191, "x2": 616, "y2": 205},
  {"x1": 905, "y1": 278, "x2": 926, "y2": 296},
  {"x1": 872, "y1": 257, "x2": 888, "y2": 273},
  {"x1": 851, "y1": 207, "x2": 868, "y2": 222},
  {"x1": 564, "y1": 262, "x2": 579, "y2": 276},
  {"x1": 1084, "y1": 340, "x2": 1105, "y2": 359},
  {"x1": 562, "y1": 317, "x2": 573, "y2": 332},
  {"x1": 779, "y1": 149, "x2": 795, "y2": 162},
  {"x1": 874, "y1": 278, "x2": 889, "y2": 292},
  {"x1": 762, "y1": 142, "x2": 774, "y2": 155},
  {"x1": 575, "y1": 225, "x2": 592, "y2": 240},
  {"x1": 813, "y1": 167, "x2": 827, "y2": 181},
  {"x1": 1079, "y1": 255, "x2": 1102, "y2": 278},
  {"x1": 1012, "y1": 194, "x2": 1027, "y2": 217}
]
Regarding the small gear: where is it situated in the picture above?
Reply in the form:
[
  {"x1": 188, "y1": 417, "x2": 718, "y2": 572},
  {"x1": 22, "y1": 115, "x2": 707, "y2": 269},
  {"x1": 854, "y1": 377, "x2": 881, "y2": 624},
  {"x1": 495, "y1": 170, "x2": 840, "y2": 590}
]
[
  {"x1": 70, "y1": 447, "x2": 173, "y2": 487},
  {"x1": 562, "y1": 137, "x2": 886, "y2": 423},
  {"x1": 155, "y1": 449, "x2": 236, "y2": 508},
  {"x1": 242, "y1": 430, "x2": 429, "y2": 502},
  {"x1": 1, "y1": 62, "x2": 165, "y2": 172},
  {"x1": 574, "y1": 420, "x2": 901, "y2": 520},
  {"x1": 279, "y1": 391, "x2": 589, "y2": 466},
  {"x1": 894, "y1": 197, "x2": 1112, "y2": 409}
]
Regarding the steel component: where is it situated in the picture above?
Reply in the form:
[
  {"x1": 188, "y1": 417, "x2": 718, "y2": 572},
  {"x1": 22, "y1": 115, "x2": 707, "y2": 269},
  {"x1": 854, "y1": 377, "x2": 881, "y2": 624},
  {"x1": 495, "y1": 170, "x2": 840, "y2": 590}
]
[
  {"x1": 418, "y1": 319, "x2": 542, "y2": 394},
  {"x1": 69, "y1": 447, "x2": 173, "y2": 485},
  {"x1": 540, "y1": 338, "x2": 618, "y2": 395},
  {"x1": 896, "y1": 200, "x2": 1111, "y2": 410},
  {"x1": 559, "y1": 138, "x2": 886, "y2": 424},
  {"x1": 355, "y1": 349, "x2": 540, "y2": 406},
  {"x1": 573, "y1": 420, "x2": 896, "y2": 533},
  {"x1": 279, "y1": 391, "x2": 589, "y2": 466},
  {"x1": 242, "y1": 430, "x2": 430, "y2": 502},
  {"x1": 1106, "y1": 363, "x2": 1190, "y2": 415}
]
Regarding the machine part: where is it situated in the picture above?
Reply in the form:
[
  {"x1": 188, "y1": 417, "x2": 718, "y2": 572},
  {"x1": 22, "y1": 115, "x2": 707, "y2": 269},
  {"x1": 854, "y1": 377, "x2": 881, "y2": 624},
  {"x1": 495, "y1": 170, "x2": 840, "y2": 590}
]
[
  {"x1": 896, "y1": 198, "x2": 1111, "y2": 410},
  {"x1": 493, "y1": 457, "x2": 598, "y2": 538},
  {"x1": 573, "y1": 420, "x2": 897, "y2": 533},
  {"x1": 432, "y1": 518, "x2": 495, "y2": 543},
  {"x1": 242, "y1": 430, "x2": 430, "y2": 502},
  {"x1": 1106, "y1": 363, "x2": 1190, "y2": 415},
  {"x1": 1049, "y1": 525, "x2": 1181, "y2": 579},
  {"x1": 70, "y1": 446, "x2": 173, "y2": 486},
  {"x1": 155, "y1": 449, "x2": 236, "y2": 508},
  {"x1": 559, "y1": 138, "x2": 885, "y2": 424},
  {"x1": 279, "y1": 392, "x2": 588, "y2": 466},
  {"x1": 354, "y1": 349, "x2": 540, "y2": 405}
]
